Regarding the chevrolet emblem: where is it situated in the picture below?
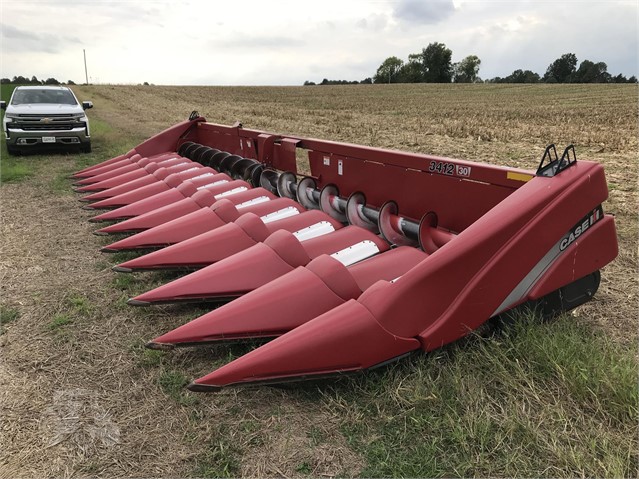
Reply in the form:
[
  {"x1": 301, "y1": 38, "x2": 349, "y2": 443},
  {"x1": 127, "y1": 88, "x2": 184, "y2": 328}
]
[{"x1": 42, "y1": 118, "x2": 51, "y2": 124}]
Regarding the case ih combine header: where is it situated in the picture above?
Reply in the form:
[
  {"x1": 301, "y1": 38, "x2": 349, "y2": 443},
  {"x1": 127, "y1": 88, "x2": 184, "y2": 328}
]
[{"x1": 72, "y1": 112, "x2": 618, "y2": 392}]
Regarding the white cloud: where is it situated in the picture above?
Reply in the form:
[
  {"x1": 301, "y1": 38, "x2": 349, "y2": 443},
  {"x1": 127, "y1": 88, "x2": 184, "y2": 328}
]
[
  {"x1": 392, "y1": 0, "x2": 456, "y2": 25},
  {"x1": 0, "y1": 0, "x2": 636, "y2": 84}
]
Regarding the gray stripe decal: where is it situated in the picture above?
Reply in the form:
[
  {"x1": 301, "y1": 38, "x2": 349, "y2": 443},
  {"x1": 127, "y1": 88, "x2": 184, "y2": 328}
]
[{"x1": 492, "y1": 237, "x2": 565, "y2": 316}]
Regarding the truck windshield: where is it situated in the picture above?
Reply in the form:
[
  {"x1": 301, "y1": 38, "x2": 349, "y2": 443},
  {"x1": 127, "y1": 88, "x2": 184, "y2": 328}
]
[{"x1": 11, "y1": 89, "x2": 78, "y2": 105}]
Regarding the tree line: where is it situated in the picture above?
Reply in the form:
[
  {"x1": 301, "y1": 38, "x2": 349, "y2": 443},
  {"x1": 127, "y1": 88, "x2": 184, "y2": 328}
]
[
  {"x1": 1, "y1": 76, "x2": 77, "y2": 85},
  {"x1": 304, "y1": 78, "x2": 373, "y2": 86},
  {"x1": 305, "y1": 44, "x2": 637, "y2": 85},
  {"x1": 491, "y1": 53, "x2": 637, "y2": 84}
]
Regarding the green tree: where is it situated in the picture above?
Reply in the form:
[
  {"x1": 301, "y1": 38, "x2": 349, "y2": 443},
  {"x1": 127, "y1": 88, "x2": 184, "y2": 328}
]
[
  {"x1": 571, "y1": 60, "x2": 610, "y2": 83},
  {"x1": 374, "y1": 56, "x2": 405, "y2": 83},
  {"x1": 543, "y1": 53, "x2": 577, "y2": 83},
  {"x1": 453, "y1": 55, "x2": 481, "y2": 83},
  {"x1": 503, "y1": 69, "x2": 540, "y2": 83},
  {"x1": 416, "y1": 42, "x2": 454, "y2": 83},
  {"x1": 396, "y1": 53, "x2": 423, "y2": 83}
]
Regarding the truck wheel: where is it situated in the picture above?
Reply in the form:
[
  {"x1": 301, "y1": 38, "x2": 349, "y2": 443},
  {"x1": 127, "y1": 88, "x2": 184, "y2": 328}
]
[{"x1": 81, "y1": 142, "x2": 92, "y2": 153}]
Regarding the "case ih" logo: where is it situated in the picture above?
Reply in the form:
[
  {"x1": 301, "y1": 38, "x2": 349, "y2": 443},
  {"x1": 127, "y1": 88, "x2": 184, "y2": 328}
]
[{"x1": 559, "y1": 206, "x2": 603, "y2": 251}]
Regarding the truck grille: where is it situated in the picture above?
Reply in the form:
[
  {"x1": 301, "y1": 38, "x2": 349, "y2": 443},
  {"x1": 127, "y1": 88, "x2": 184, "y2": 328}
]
[
  {"x1": 11, "y1": 115, "x2": 85, "y2": 131},
  {"x1": 16, "y1": 114, "x2": 74, "y2": 118},
  {"x1": 18, "y1": 122, "x2": 86, "y2": 131}
]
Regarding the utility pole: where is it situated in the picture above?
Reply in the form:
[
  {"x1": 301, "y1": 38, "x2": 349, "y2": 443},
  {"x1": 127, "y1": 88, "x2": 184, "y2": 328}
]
[{"x1": 83, "y1": 49, "x2": 89, "y2": 85}]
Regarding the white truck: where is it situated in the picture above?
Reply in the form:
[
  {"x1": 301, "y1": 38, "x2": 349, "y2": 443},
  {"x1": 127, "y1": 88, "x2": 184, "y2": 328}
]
[{"x1": 1, "y1": 85, "x2": 93, "y2": 155}]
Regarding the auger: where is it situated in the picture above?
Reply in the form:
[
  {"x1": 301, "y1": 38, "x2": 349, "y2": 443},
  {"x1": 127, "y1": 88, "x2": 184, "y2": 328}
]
[{"x1": 73, "y1": 113, "x2": 618, "y2": 391}]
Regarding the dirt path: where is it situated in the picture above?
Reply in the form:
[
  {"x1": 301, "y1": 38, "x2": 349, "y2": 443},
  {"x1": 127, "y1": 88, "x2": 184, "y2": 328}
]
[{"x1": 0, "y1": 163, "x2": 193, "y2": 477}]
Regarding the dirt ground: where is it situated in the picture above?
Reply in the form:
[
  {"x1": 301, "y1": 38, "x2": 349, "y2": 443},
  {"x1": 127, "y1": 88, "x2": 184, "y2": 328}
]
[{"x1": 0, "y1": 84, "x2": 636, "y2": 478}]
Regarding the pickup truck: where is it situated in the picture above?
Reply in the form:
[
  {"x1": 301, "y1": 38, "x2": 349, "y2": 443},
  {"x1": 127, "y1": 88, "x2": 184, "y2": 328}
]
[{"x1": 1, "y1": 85, "x2": 93, "y2": 155}]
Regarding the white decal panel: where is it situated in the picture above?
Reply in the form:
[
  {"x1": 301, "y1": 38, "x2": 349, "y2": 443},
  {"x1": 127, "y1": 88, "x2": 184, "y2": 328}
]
[
  {"x1": 213, "y1": 186, "x2": 248, "y2": 198},
  {"x1": 330, "y1": 240, "x2": 379, "y2": 266},
  {"x1": 235, "y1": 196, "x2": 271, "y2": 208},
  {"x1": 260, "y1": 207, "x2": 301, "y2": 223},
  {"x1": 196, "y1": 179, "x2": 228, "y2": 190},
  {"x1": 292, "y1": 221, "x2": 336, "y2": 242}
]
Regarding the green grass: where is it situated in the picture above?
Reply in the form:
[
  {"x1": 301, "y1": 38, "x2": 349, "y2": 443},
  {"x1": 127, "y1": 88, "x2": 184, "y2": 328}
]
[
  {"x1": 295, "y1": 462, "x2": 312, "y2": 475},
  {"x1": 67, "y1": 295, "x2": 91, "y2": 315},
  {"x1": 0, "y1": 305, "x2": 20, "y2": 324},
  {"x1": 158, "y1": 369, "x2": 199, "y2": 406},
  {"x1": 0, "y1": 159, "x2": 35, "y2": 183},
  {"x1": 71, "y1": 117, "x2": 122, "y2": 171},
  {"x1": 194, "y1": 431, "x2": 241, "y2": 478},
  {"x1": 111, "y1": 273, "x2": 138, "y2": 292},
  {"x1": 0, "y1": 83, "x2": 20, "y2": 102},
  {"x1": 0, "y1": 116, "x2": 36, "y2": 182},
  {"x1": 0, "y1": 305, "x2": 20, "y2": 335},
  {"x1": 50, "y1": 169, "x2": 76, "y2": 195},
  {"x1": 109, "y1": 250, "x2": 142, "y2": 264},
  {"x1": 140, "y1": 348, "x2": 165, "y2": 368},
  {"x1": 47, "y1": 314, "x2": 73, "y2": 331},
  {"x1": 41, "y1": 295, "x2": 96, "y2": 342},
  {"x1": 331, "y1": 313, "x2": 637, "y2": 478},
  {"x1": 139, "y1": 348, "x2": 165, "y2": 368},
  {"x1": 130, "y1": 339, "x2": 166, "y2": 368}
]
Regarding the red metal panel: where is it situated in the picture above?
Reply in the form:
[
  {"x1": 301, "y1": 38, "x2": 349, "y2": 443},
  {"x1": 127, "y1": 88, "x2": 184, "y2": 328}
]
[
  {"x1": 135, "y1": 118, "x2": 203, "y2": 158},
  {"x1": 257, "y1": 134, "x2": 277, "y2": 165},
  {"x1": 194, "y1": 123, "x2": 245, "y2": 156},
  {"x1": 241, "y1": 136, "x2": 257, "y2": 159},
  {"x1": 273, "y1": 138, "x2": 300, "y2": 173},
  {"x1": 191, "y1": 121, "x2": 534, "y2": 189}
]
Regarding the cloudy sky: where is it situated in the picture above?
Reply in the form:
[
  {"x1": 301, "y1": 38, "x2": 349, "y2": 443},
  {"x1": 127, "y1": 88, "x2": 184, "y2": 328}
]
[{"x1": 0, "y1": 0, "x2": 636, "y2": 85}]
